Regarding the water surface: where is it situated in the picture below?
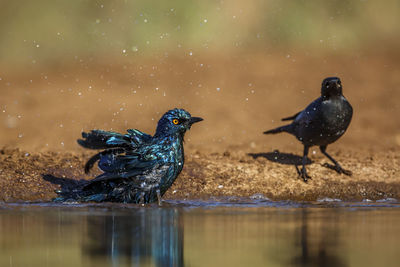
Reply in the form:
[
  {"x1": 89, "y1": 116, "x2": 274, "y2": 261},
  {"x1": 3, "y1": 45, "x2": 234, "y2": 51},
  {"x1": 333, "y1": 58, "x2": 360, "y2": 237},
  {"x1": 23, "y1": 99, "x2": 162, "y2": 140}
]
[{"x1": 1, "y1": 199, "x2": 399, "y2": 267}]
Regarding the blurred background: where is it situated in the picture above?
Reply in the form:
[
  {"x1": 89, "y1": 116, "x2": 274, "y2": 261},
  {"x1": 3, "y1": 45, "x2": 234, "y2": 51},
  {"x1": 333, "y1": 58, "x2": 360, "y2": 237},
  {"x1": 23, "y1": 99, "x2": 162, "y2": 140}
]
[{"x1": 0, "y1": 0, "x2": 399, "y2": 152}]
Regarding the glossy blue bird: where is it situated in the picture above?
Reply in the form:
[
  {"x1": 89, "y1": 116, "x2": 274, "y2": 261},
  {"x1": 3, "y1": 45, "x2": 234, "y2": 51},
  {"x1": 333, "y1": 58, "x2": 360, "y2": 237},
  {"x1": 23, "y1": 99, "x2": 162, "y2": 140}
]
[{"x1": 55, "y1": 108, "x2": 203, "y2": 204}]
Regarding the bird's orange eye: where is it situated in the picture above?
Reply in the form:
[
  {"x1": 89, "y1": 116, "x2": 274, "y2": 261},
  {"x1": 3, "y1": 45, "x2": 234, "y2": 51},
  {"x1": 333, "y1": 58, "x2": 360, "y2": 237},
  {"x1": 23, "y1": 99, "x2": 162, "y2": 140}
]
[{"x1": 172, "y1": 119, "x2": 179, "y2": 125}]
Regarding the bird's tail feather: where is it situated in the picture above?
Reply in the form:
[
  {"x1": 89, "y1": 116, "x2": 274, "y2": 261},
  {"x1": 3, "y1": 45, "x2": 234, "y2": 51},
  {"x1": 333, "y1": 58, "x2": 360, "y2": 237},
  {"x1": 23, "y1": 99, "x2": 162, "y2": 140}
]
[
  {"x1": 263, "y1": 124, "x2": 293, "y2": 135},
  {"x1": 281, "y1": 111, "x2": 301, "y2": 121}
]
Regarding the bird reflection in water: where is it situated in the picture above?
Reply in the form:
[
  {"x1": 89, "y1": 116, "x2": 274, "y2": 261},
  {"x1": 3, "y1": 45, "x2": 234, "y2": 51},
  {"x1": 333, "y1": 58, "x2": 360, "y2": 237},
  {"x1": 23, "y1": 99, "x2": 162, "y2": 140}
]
[
  {"x1": 82, "y1": 207, "x2": 183, "y2": 267},
  {"x1": 290, "y1": 209, "x2": 347, "y2": 267}
]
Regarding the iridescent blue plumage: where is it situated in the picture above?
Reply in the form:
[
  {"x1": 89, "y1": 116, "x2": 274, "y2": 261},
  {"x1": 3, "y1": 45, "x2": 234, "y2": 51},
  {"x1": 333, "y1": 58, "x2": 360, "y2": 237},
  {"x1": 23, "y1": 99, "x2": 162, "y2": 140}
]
[{"x1": 56, "y1": 108, "x2": 203, "y2": 204}]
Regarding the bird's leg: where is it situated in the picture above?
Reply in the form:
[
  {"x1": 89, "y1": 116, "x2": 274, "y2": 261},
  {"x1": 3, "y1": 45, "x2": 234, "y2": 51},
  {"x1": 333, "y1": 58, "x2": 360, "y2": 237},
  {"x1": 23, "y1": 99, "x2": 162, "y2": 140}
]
[
  {"x1": 300, "y1": 146, "x2": 311, "y2": 182},
  {"x1": 139, "y1": 191, "x2": 145, "y2": 206},
  {"x1": 156, "y1": 189, "x2": 162, "y2": 206},
  {"x1": 295, "y1": 165, "x2": 301, "y2": 176},
  {"x1": 320, "y1": 145, "x2": 352, "y2": 176}
]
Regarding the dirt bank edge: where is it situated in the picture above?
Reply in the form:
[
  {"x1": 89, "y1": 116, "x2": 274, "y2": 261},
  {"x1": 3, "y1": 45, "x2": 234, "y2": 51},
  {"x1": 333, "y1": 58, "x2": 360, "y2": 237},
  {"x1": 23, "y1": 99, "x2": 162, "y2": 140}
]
[{"x1": 0, "y1": 147, "x2": 399, "y2": 202}]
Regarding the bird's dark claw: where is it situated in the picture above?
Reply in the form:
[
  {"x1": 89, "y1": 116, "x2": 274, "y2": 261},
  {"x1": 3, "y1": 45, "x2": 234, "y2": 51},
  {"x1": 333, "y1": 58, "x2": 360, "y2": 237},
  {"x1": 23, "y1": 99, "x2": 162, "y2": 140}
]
[
  {"x1": 139, "y1": 192, "x2": 145, "y2": 206},
  {"x1": 295, "y1": 165, "x2": 311, "y2": 182},
  {"x1": 342, "y1": 169, "x2": 352, "y2": 176},
  {"x1": 301, "y1": 173, "x2": 311, "y2": 182},
  {"x1": 300, "y1": 167, "x2": 311, "y2": 182},
  {"x1": 322, "y1": 163, "x2": 352, "y2": 176}
]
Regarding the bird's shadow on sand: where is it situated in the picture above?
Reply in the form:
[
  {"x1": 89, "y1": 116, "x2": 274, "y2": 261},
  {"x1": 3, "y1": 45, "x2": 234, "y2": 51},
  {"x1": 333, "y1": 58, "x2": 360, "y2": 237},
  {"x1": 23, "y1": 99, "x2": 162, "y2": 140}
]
[
  {"x1": 248, "y1": 150, "x2": 312, "y2": 166},
  {"x1": 42, "y1": 174, "x2": 87, "y2": 193}
]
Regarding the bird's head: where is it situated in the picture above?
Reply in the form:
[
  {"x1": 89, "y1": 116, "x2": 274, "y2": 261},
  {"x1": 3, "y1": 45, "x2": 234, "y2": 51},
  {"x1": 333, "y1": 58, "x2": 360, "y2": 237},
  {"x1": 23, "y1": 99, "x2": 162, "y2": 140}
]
[
  {"x1": 155, "y1": 108, "x2": 203, "y2": 137},
  {"x1": 321, "y1": 77, "x2": 343, "y2": 98}
]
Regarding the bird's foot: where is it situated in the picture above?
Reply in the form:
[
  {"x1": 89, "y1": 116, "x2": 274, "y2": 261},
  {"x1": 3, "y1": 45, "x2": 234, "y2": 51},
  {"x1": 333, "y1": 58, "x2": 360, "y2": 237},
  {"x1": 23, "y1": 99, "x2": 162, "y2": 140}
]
[
  {"x1": 299, "y1": 167, "x2": 311, "y2": 182},
  {"x1": 156, "y1": 189, "x2": 162, "y2": 206},
  {"x1": 342, "y1": 169, "x2": 353, "y2": 176},
  {"x1": 295, "y1": 165, "x2": 311, "y2": 182},
  {"x1": 322, "y1": 163, "x2": 353, "y2": 176},
  {"x1": 323, "y1": 163, "x2": 352, "y2": 176},
  {"x1": 139, "y1": 192, "x2": 145, "y2": 206}
]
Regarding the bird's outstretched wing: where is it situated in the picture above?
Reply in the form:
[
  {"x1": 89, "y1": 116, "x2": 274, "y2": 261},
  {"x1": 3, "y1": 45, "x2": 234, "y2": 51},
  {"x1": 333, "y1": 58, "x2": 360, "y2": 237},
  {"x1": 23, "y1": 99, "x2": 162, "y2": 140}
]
[
  {"x1": 78, "y1": 129, "x2": 152, "y2": 150},
  {"x1": 80, "y1": 129, "x2": 153, "y2": 173},
  {"x1": 126, "y1": 129, "x2": 152, "y2": 145},
  {"x1": 83, "y1": 146, "x2": 164, "y2": 189}
]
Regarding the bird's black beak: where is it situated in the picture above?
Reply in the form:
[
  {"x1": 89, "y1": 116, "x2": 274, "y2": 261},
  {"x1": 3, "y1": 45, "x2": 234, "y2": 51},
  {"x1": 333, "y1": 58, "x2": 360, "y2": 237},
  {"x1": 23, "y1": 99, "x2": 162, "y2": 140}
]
[{"x1": 189, "y1": 117, "x2": 203, "y2": 125}]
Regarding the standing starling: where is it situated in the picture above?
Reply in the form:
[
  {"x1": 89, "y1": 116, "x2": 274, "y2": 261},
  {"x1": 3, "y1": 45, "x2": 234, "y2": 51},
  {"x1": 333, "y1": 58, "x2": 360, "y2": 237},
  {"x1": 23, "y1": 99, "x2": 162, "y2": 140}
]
[{"x1": 264, "y1": 77, "x2": 353, "y2": 181}]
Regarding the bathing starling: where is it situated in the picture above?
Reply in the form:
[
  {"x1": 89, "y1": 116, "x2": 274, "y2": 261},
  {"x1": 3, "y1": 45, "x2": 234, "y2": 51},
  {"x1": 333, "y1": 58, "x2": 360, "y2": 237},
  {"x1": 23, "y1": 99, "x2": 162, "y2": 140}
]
[
  {"x1": 264, "y1": 77, "x2": 353, "y2": 181},
  {"x1": 56, "y1": 108, "x2": 203, "y2": 204}
]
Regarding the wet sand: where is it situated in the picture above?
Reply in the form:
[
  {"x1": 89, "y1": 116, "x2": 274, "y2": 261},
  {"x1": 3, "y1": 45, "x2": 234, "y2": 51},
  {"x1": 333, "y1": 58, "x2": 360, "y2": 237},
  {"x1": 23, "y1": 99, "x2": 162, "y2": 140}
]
[{"x1": 0, "y1": 51, "x2": 399, "y2": 202}]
